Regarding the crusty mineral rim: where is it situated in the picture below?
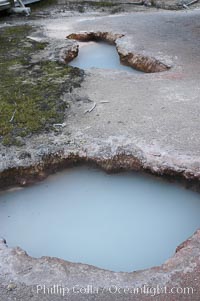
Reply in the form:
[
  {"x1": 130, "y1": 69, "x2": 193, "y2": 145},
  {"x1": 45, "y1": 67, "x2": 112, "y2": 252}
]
[
  {"x1": 66, "y1": 31, "x2": 170, "y2": 73},
  {"x1": 0, "y1": 152, "x2": 200, "y2": 192},
  {"x1": 0, "y1": 154, "x2": 200, "y2": 301}
]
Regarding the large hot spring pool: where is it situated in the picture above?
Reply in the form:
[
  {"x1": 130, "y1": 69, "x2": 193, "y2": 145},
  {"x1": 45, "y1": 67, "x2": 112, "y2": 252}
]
[{"x1": 0, "y1": 167, "x2": 200, "y2": 272}]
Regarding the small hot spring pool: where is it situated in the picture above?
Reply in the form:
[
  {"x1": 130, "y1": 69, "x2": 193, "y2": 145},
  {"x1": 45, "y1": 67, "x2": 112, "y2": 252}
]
[
  {"x1": 0, "y1": 167, "x2": 200, "y2": 272},
  {"x1": 69, "y1": 41, "x2": 138, "y2": 72}
]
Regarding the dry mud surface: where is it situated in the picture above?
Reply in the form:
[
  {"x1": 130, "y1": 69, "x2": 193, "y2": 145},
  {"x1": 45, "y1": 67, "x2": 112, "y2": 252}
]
[{"x1": 0, "y1": 5, "x2": 200, "y2": 301}]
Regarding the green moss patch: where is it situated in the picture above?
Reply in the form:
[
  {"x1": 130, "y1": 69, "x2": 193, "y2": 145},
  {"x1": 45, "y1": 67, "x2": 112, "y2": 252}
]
[{"x1": 0, "y1": 25, "x2": 83, "y2": 146}]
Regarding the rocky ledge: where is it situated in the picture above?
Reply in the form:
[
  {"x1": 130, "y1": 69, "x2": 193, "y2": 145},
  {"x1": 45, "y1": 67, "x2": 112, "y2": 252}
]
[{"x1": 0, "y1": 230, "x2": 200, "y2": 300}]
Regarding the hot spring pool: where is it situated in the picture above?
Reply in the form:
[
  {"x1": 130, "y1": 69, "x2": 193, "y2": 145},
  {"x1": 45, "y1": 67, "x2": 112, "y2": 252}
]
[
  {"x1": 0, "y1": 167, "x2": 200, "y2": 272},
  {"x1": 69, "y1": 41, "x2": 138, "y2": 72}
]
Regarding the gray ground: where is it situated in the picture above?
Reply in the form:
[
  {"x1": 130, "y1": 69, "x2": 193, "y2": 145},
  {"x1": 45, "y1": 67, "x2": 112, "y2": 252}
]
[
  {"x1": 1, "y1": 4, "x2": 200, "y2": 301},
  {"x1": 2, "y1": 8, "x2": 200, "y2": 177}
]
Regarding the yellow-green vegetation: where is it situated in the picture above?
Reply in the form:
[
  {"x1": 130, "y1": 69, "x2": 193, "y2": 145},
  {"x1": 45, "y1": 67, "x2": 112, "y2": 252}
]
[{"x1": 0, "y1": 25, "x2": 83, "y2": 146}]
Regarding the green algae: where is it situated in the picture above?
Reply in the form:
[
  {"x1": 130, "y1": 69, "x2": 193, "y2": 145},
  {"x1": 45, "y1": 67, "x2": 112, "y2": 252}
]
[{"x1": 0, "y1": 25, "x2": 83, "y2": 146}]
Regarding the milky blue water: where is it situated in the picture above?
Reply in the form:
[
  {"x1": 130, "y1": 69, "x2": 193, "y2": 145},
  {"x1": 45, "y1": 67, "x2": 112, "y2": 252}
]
[
  {"x1": 69, "y1": 41, "x2": 137, "y2": 72},
  {"x1": 0, "y1": 167, "x2": 200, "y2": 272}
]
